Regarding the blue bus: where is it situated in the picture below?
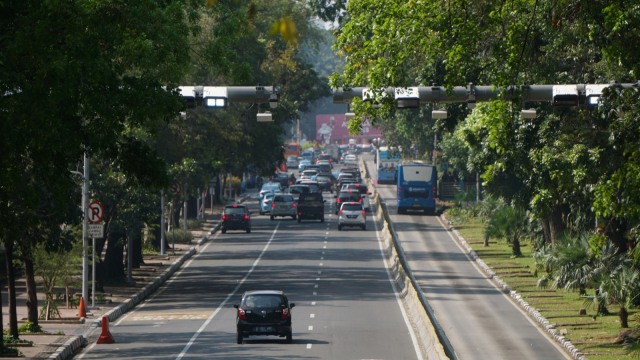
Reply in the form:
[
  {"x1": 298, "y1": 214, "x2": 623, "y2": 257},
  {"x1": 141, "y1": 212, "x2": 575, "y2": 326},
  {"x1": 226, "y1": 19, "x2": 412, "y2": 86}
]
[
  {"x1": 376, "y1": 146, "x2": 401, "y2": 184},
  {"x1": 397, "y1": 162, "x2": 437, "y2": 214}
]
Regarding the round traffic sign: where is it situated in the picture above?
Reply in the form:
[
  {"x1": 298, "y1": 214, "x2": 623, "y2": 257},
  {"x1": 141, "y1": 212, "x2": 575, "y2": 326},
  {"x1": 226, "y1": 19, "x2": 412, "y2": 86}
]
[{"x1": 88, "y1": 200, "x2": 104, "y2": 224}]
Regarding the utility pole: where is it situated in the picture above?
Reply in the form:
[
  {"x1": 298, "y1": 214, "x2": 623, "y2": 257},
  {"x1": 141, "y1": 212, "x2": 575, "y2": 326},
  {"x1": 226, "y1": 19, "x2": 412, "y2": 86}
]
[{"x1": 81, "y1": 152, "x2": 89, "y2": 304}]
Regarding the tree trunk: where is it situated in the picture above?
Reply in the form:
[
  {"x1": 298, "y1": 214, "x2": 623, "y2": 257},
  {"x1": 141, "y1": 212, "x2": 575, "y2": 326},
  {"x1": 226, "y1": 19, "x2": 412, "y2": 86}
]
[
  {"x1": 23, "y1": 254, "x2": 39, "y2": 326},
  {"x1": 103, "y1": 231, "x2": 126, "y2": 283},
  {"x1": 512, "y1": 235, "x2": 522, "y2": 257},
  {"x1": 548, "y1": 206, "x2": 565, "y2": 247},
  {"x1": 606, "y1": 218, "x2": 629, "y2": 254},
  {"x1": 149, "y1": 216, "x2": 162, "y2": 251},
  {"x1": 541, "y1": 216, "x2": 552, "y2": 245},
  {"x1": 619, "y1": 306, "x2": 629, "y2": 328},
  {"x1": 5, "y1": 241, "x2": 19, "y2": 339},
  {"x1": 0, "y1": 278, "x2": 3, "y2": 347},
  {"x1": 131, "y1": 228, "x2": 144, "y2": 269}
]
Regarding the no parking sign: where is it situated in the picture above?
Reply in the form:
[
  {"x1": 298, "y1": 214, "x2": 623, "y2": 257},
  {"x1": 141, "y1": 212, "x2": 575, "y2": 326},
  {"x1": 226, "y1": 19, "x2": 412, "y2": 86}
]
[{"x1": 87, "y1": 200, "x2": 104, "y2": 224}]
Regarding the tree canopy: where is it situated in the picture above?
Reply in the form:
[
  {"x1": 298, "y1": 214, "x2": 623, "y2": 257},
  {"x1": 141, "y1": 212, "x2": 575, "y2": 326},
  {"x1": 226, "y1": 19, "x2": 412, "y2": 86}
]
[{"x1": 332, "y1": 0, "x2": 640, "y2": 250}]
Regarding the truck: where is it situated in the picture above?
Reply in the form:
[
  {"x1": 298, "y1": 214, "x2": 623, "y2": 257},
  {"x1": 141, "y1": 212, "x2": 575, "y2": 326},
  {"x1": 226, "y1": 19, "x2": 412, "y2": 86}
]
[
  {"x1": 296, "y1": 192, "x2": 325, "y2": 223},
  {"x1": 324, "y1": 143, "x2": 340, "y2": 163}
]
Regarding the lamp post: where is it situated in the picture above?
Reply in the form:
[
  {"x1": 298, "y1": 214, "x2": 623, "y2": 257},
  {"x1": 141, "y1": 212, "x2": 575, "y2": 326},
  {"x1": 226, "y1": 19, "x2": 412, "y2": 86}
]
[
  {"x1": 70, "y1": 153, "x2": 89, "y2": 305},
  {"x1": 81, "y1": 153, "x2": 89, "y2": 305}
]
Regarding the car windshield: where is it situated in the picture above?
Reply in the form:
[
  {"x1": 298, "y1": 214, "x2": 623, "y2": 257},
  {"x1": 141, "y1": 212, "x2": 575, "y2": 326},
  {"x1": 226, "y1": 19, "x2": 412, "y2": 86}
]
[
  {"x1": 224, "y1": 207, "x2": 246, "y2": 215},
  {"x1": 244, "y1": 294, "x2": 285, "y2": 308},
  {"x1": 274, "y1": 195, "x2": 293, "y2": 202},
  {"x1": 342, "y1": 204, "x2": 362, "y2": 211},
  {"x1": 290, "y1": 186, "x2": 309, "y2": 194},
  {"x1": 262, "y1": 183, "x2": 279, "y2": 191}
]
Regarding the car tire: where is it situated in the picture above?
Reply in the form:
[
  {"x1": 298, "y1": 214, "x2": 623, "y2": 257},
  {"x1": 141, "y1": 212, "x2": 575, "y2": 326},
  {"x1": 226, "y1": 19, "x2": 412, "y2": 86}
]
[
  {"x1": 246, "y1": 228, "x2": 251, "y2": 233},
  {"x1": 292, "y1": 215, "x2": 297, "y2": 220},
  {"x1": 286, "y1": 332, "x2": 292, "y2": 344},
  {"x1": 297, "y1": 217, "x2": 301, "y2": 223},
  {"x1": 320, "y1": 216, "x2": 325, "y2": 223},
  {"x1": 237, "y1": 333, "x2": 243, "y2": 344},
  {"x1": 221, "y1": 229, "x2": 227, "y2": 234},
  {"x1": 362, "y1": 224, "x2": 366, "y2": 230},
  {"x1": 270, "y1": 215, "x2": 274, "y2": 221},
  {"x1": 338, "y1": 225, "x2": 342, "y2": 231}
]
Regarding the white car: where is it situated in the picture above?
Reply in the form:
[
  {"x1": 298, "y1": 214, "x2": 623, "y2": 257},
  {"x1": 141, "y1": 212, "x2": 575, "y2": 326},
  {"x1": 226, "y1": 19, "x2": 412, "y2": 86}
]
[
  {"x1": 286, "y1": 155, "x2": 298, "y2": 169},
  {"x1": 337, "y1": 202, "x2": 366, "y2": 230},
  {"x1": 343, "y1": 154, "x2": 358, "y2": 165}
]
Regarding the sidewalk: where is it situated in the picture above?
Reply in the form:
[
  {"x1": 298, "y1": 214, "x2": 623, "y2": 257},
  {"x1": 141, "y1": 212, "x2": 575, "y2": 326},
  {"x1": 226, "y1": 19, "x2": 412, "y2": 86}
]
[{"x1": 1, "y1": 194, "x2": 251, "y2": 359}]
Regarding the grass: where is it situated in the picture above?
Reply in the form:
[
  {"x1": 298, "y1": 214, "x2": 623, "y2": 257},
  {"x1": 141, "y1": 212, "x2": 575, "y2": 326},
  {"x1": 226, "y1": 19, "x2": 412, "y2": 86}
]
[{"x1": 447, "y1": 213, "x2": 639, "y2": 360}]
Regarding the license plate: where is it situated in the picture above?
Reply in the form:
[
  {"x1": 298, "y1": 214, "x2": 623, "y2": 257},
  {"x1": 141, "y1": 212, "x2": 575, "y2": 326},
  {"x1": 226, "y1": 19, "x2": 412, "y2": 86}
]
[
  {"x1": 346, "y1": 215, "x2": 357, "y2": 219},
  {"x1": 280, "y1": 205, "x2": 288, "y2": 209},
  {"x1": 254, "y1": 326, "x2": 274, "y2": 332},
  {"x1": 412, "y1": 204, "x2": 420, "y2": 208}
]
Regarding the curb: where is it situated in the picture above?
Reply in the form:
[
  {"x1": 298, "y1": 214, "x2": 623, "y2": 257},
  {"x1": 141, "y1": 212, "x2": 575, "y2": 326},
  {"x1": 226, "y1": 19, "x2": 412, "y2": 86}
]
[
  {"x1": 47, "y1": 247, "x2": 198, "y2": 360},
  {"x1": 443, "y1": 217, "x2": 586, "y2": 360}
]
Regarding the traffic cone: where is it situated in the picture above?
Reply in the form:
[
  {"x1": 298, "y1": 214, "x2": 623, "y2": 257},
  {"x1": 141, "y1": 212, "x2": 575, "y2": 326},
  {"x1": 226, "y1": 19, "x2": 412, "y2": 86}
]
[
  {"x1": 97, "y1": 315, "x2": 115, "y2": 344},
  {"x1": 77, "y1": 296, "x2": 87, "y2": 318}
]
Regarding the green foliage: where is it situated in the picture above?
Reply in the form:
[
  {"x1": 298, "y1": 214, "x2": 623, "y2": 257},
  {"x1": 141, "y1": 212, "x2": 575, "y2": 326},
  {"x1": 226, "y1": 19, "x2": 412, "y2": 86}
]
[
  {"x1": 0, "y1": 343, "x2": 20, "y2": 356},
  {"x1": 333, "y1": 0, "x2": 640, "y2": 253},
  {"x1": 18, "y1": 321, "x2": 42, "y2": 334},
  {"x1": 33, "y1": 242, "x2": 81, "y2": 296},
  {"x1": 598, "y1": 267, "x2": 640, "y2": 328},
  {"x1": 485, "y1": 205, "x2": 530, "y2": 257},
  {"x1": 166, "y1": 229, "x2": 193, "y2": 244}
]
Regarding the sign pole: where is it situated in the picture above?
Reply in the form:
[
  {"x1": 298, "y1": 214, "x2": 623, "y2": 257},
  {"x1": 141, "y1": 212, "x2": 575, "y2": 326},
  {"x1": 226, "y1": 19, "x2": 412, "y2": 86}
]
[{"x1": 91, "y1": 236, "x2": 96, "y2": 308}]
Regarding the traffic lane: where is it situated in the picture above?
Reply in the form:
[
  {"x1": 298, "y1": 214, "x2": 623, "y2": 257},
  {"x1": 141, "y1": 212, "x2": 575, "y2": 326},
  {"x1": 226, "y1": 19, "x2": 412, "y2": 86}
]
[
  {"x1": 375, "y1": 183, "x2": 570, "y2": 360},
  {"x1": 78, "y1": 216, "x2": 287, "y2": 359},
  {"x1": 81, "y1": 201, "x2": 420, "y2": 359},
  {"x1": 307, "y1": 230, "x2": 421, "y2": 359},
  {"x1": 181, "y1": 207, "x2": 420, "y2": 359}
]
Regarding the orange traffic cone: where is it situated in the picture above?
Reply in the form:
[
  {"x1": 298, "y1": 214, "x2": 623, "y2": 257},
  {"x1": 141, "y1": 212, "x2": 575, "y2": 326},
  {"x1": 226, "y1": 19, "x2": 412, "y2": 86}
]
[
  {"x1": 97, "y1": 315, "x2": 115, "y2": 344},
  {"x1": 77, "y1": 296, "x2": 87, "y2": 318}
]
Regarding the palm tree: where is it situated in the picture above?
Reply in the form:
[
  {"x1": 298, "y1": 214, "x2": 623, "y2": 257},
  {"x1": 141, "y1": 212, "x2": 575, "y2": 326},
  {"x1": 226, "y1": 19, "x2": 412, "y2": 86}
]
[
  {"x1": 598, "y1": 266, "x2": 640, "y2": 328},
  {"x1": 484, "y1": 205, "x2": 529, "y2": 257},
  {"x1": 535, "y1": 234, "x2": 593, "y2": 295}
]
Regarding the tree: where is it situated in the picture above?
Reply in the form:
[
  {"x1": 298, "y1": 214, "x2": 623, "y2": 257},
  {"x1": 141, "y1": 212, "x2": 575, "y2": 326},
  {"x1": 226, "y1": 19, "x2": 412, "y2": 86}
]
[
  {"x1": 331, "y1": 0, "x2": 640, "y2": 253},
  {"x1": 484, "y1": 205, "x2": 530, "y2": 257},
  {"x1": 0, "y1": 0, "x2": 195, "y2": 343},
  {"x1": 598, "y1": 267, "x2": 640, "y2": 328}
]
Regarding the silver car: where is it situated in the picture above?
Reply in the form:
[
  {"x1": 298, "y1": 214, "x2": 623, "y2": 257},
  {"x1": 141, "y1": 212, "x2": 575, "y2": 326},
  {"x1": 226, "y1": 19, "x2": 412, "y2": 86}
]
[
  {"x1": 270, "y1": 194, "x2": 297, "y2": 220},
  {"x1": 338, "y1": 202, "x2": 366, "y2": 230}
]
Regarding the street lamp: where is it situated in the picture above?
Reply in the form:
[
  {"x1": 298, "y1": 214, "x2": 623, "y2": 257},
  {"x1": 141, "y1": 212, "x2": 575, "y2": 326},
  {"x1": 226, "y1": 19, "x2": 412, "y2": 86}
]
[{"x1": 70, "y1": 152, "x2": 90, "y2": 306}]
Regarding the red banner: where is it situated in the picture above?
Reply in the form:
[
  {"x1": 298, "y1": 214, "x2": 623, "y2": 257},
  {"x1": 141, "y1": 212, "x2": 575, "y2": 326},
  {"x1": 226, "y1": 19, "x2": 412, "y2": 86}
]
[{"x1": 316, "y1": 114, "x2": 383, "y2": 144}]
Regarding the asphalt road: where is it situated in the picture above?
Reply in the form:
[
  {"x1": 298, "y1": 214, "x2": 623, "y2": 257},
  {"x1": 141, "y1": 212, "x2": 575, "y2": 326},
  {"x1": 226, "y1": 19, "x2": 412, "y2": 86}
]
[
  {"x1": 74, "y1": 185, "x2": 422, "y2": 359},
  {"x1": 366, "y1": 155, "x2": 571, "y2": 360}
]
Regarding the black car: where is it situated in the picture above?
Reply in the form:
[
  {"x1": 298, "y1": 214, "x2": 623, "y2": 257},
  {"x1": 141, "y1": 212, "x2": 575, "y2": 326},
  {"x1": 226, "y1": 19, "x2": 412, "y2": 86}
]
[
  {"x1": 287, "y1": 184, "x2": 310, "y2": 200},
  {"x1": 335, "y1": 190, "x2": 362, "y2": 214},
  {"x1": 221, "y1": 204, "x2": 251, "y2": 234},
  {"x1": 315, "y1": 174, "x2": 334, "y2": 192},
  {"x1": 234, "y1": 290, "x2": 295, "y2": 344}
]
